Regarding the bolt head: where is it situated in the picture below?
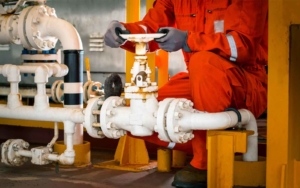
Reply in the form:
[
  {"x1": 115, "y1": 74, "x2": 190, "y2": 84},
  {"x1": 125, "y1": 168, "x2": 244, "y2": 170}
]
[
  {"x1": 42, "y1": 41, "x2": 48, "y2": 48},
  {"x1": 49, "y1": 8, "x2": 56, "y2": 15},
  {"x1": 121, "y1": 99, "x2": 126, "y2": 105},
  {"x1": 106, "y1": 110, "x2": 115, "y2": 117},
  {"x1": 116, "y1": 100, "x2": 121, "y2": 106},
  {"x1": 106, "y1": 122, "x2": 115, "y2": 129},
  {"x1": 48, "y1": 41, "x2": 55, "y2": 48},
  {"x1": 189, "y1": 133, "x2": 195, "y2": 139},
  {"x1": 38, "y1": 7, "x2": 46, "y2": 15},
  {"x1": 174, "y1": 126, "x2": 180, "y2": 133},
  {"x1": 97, "y1": 130, "x2": 104, "y2": 136},
  {"x1": 33, "y1": 31, "x2": 41, "y2": 37},
  {"x1": 174, "y1": 112, "x2": 183, "y2": 119},
  {"x1": 13, "y1": 158, "x2": 21, "y2": 164},
  {"x1": 32, "y1": 17, "x2": 40, "y2": 24},
  {"x1": 23, "y1": 142, "x2": 29, "y2": 149}
]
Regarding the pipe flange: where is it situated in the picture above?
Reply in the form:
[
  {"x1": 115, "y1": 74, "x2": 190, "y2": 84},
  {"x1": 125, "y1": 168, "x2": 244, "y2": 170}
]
[
  {"x1": 155, "y1": 98, "x2": 175, "y2": 142},
  {"x1": 83, "y1": 81, "x2": 90, "y2": 104},
  {"x1": 18, "y1": 5, "x2": 58, "y2": 50},
  {"x1": 100, "y1": 96, "x2": 127, "y2": 139},
  {"x1": 50, "y1": 80, "x2": 60, "y2": 103},
  {"x1": 1, "y1": 139, "x2": 30, "y2": 166},
  {"x1": 83, "y1": 81, "x2": 102, "y2": 104},
  {"x1": 84, "y1": 97, "x2": 105, "y2": 138},
  {"x1": 166, "y1": 98, "x2": 195, "y2": 143},
  {"x1": 7, "y1": 14, "x2": 21, "y2": 44},
  {"x1": 55, "y1": 80, "x2": 64, "y2": 103}
]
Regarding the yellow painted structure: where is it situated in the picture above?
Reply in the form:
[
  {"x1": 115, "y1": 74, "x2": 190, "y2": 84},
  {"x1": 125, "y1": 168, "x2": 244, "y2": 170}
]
[
  {"x1": 94, "y1": 136, "x2": 157, "y2": 172},
  {"x1": 206, "y1": 130, "x2": 266, "y2": 187},
  {"x1": 157, "y1": 147, "x2": 172, "y2": 172},
  {"x1": 172, "y1": 150, "x2": 187, "y2": 168},
  {"x1": 234, "y1": 156, "x2": 266, "y2": 187},
  {"x1": 268, "y1": 0, "x2": 300, "y2": 187}
]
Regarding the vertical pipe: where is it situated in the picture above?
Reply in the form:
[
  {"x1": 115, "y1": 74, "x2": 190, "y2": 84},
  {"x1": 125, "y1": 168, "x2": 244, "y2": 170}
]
[
  {"x1": 37, "y1": 83, "x2": 46, "y2": 95},
  {"x1": 63, "y1": 50, "x2": 84, "y2": 145},
  {"x1": 125, "y1": 0, "x2": 140, "y2": 83},
  {"x1": 10, "y1": 83, "x2": 19, "y2": 94}
]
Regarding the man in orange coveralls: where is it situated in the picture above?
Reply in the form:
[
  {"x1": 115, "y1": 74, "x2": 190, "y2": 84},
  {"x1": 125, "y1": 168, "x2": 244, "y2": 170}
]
[{"x1": 104, "y1": 0, "x2": 268, "y2": 187}]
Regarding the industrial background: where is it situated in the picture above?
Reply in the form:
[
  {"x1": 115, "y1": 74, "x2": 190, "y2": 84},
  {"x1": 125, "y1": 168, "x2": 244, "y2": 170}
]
[{"x1": 0, "y1": 0, "x2": 298, "y2": 188}]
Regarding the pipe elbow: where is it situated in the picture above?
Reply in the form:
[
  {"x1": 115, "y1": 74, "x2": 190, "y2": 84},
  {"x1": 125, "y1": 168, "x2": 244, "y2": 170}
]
[
  {"x1": 58, "y1": 152, "x2": 75, "y2": 165},
  {"x1": 19, "y1": 5, "x2": 82, "y2": 51},
  {"x1": 42, "y1": 16, "x2": 83, "y2": 50},
  {"x1": 240, "y1": 109, "x2": 258, "y2": 136}
]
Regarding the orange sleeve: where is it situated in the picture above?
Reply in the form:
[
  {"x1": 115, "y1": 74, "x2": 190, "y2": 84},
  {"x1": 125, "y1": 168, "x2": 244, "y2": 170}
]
[
  {"x1": 187, "y1": 0, "x2": 268, "y2": 65},
  {"x1": 121, "y1": 0, "x2": 175, "y2": 53}
]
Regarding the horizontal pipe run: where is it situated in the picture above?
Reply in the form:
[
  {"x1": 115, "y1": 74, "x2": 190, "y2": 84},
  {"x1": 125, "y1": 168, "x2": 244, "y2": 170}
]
[
  {"x1": 177, "y1": 109, "x2": 258, "y2": 161},
  {"x1": 179, "y1": 111, "x2": 239, "y2": 131},
  {"x1": 0, "y1": 104, "x2": 84, "y2": 123},
  {"x1": 45, "y1": 153, "x2": 59, "y2": 161},
  {"x1": 17, "y1": 150, "x2": 32, "y2": 158},
  {"x1": 0, "y1": 64, "x2": 68, "y2": 77}
]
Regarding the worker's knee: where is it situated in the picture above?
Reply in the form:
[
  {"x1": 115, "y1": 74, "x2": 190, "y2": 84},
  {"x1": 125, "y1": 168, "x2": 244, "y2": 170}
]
[
  {"x1": 189, "y1": 51, "x2": 234, "y2": 75},
  {"x1": 190, "y1": 51, "x2": 220, "y2": 70}
]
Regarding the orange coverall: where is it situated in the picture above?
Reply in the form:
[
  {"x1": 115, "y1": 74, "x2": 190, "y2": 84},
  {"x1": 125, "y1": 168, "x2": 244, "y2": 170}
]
[{"x1": 122, "y1": 0, "x2": 268, "y2": 170}]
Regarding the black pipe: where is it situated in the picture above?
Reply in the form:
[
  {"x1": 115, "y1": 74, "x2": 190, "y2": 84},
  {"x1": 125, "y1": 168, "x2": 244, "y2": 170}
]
[{"x1": 63, "y1": 50, "x2": 83, "y2": 106}]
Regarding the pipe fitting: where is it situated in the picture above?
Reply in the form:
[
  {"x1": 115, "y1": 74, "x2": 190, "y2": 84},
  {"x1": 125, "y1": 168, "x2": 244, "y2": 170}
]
[
  {"x1": 51, "y1": 63, "x2": 68, "y2": 77},
  {"x1": 2, "y1": 64, "x2": 20, "y2": 82},
  {"x1": 17, "y1": 5, "x2": 82, "y2": 50},
  {"x1": 58, "y1": 152, "x2": 75, "y2": 165},
  {"x1": 34, "y1": 65, "x2": 49, "y2": 83},
  {"x1": 64, "y1": 121, "x2": 76, "y2": 134}
]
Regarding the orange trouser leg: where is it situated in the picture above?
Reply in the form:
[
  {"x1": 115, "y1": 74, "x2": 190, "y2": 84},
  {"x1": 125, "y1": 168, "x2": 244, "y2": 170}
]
[
  {"x1": 188, "y1": 51, "x2": 267, "y2": 169},
  {"x1": 131, "y1": 51, "x2": 267, "y2": 170}
]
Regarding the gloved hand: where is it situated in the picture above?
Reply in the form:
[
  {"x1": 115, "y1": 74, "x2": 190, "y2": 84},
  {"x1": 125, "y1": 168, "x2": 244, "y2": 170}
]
[
  {"x1": 104, "y1": 20, "x2": 129, "y2": 48},
  {"x1": 155, "y1": 27, "x2": 191, "y2": 52}
]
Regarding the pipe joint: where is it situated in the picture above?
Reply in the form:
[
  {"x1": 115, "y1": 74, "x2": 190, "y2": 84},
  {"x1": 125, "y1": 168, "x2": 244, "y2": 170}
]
[
  {"x1": 51, "y1": 63, "x2": 69, "y2": 77},
  {"x1": 2, "y1": 64, "x2": 21, "y2": 82},
  {"x1": 58, "y1": 152, "x2": 75, "y2": 165},
  {"x1": 34, "y1": 65, "x2": 49, "y2": 83}
]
